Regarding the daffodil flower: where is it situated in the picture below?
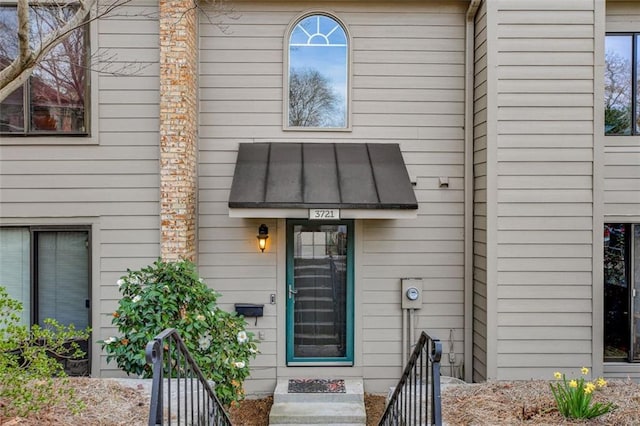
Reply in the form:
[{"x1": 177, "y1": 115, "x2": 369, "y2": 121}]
[
  {"x1": 234, "y1": 361, "x2": 245, "y2": 368},
  {"x1": 584, "y1": 382, "x2": 596, "y2": 394},
  {"x1": 237, "y1": 330, "x2": 248, "y2": 344},
  {"x1": 104, "y1": 336, "x2": 117, "y2": 344},
  {"x1": 116, "y1": 279, "x2": 124, "y2": 288},
  {"x1": 132, "y1": 295, "x2": 141, "y2": 303},
  {"x1": 550, "y1": 369, "x2": 614, "y2": 419}
]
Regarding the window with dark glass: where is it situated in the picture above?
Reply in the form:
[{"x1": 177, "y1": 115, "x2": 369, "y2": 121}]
[
  {"x1": 604, "y1": 224, "x2": 640, "y2": 362},
  {"x1": 604, "y1": 34, "x2": 640, "y2": 135},
  {"x1": 0, "y1": 5, "x2": 89, "y2": 135},
  {"x1": 0, "y1": 227, "x2": 90, "y2": 329},
  {"x1": 287, "y1": 14, "x2": 348, "y2": 129}
]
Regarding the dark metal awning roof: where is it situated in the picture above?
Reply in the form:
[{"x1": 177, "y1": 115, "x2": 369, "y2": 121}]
[{"x1": 228, "y1": 143, "x2": 418, "y2": 218}]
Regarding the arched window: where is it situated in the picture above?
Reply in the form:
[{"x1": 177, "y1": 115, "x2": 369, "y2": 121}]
[{"x1": 287, "y1": 14, "x2": 349, "y2": 129}]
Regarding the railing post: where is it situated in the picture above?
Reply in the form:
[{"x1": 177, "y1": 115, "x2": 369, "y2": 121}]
[
  {"x1": 378, "y1": 331, "x2": 443, "y2": 426},
  {"x1": 146, "y1": 328, "x2": 232, "y2": 426},
  {"x1": 430, "y1": 338, "x2": 442, "y2": 426},
  {"x1": 145, "y1": 338, "x2": 164, "y2": 426}
]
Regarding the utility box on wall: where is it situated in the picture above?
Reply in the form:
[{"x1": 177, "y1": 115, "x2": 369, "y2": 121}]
[
  {"x1": 235, "y1": 303, "x2": 264, "y2": 325},
  {"x1": 401, "y1": 278, "x2": 423, "y2": 309}
]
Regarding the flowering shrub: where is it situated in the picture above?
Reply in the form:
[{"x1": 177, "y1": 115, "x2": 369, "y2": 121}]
[
  {"x1": 99, "y1": 259, "x2": 258, "y2": 406},
  {"x1": 0, "y1": 286, "x2": 89, "y2": 418},
  {"x1": 550, "y1": 367, "x2": 615, "y2": 419}
]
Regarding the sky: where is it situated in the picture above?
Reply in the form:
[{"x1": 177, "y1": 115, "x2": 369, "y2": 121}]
[{"x1": 606, "y1": 34, "x2": 633, "y2": 61}]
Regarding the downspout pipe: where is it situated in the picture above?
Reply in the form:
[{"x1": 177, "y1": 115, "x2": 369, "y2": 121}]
[{"x1": 464, "y1": 0, "x2": 481, "y2": 383}]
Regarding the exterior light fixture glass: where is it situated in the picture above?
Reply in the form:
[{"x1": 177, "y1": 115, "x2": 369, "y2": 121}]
[{"x1": 257, "y1": 224, "x2": 269, "y2": 252}]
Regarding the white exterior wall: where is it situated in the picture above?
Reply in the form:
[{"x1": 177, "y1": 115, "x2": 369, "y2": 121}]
[
  {"x1": 472, "y1": 0, "x2": 488, "y2": 383},
  {"x1": 198, "y1": 0, "x2": 468, "y2": 395},
  {"x1": 0, "y1": 0, "x2": 161, "y2": 376},
  {"x1": 603, "y1": 0, "x2": 640, "y2": 380},
  {"x1": 487, "y1": 0, "x2": 597, "y2": 380}
]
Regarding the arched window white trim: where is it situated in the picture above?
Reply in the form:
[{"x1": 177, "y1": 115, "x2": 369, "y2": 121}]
[{"x1": 284, "y1": 12, "x2": 351, "y2": 131}]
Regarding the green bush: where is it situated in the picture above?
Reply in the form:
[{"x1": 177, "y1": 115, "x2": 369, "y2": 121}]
[
  {"x1": 0, "y1": 286, "x2": 89, "y2": 418},
  {"x1": 99, "y1": 259, "x2": 258, "y2": 406}
]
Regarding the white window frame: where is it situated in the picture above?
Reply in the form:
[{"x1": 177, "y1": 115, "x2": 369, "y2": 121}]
[{"x1": 283, "y1": 10, "x2": 352, "y2": 132}]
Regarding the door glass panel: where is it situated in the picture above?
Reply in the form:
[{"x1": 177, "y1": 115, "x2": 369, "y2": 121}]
[
  {"x1": 292, "y1": 223, "x2": 348, "y2": 358},
  {"x1": 37, "y1": 231, "x2": 89, "y2": 328},
  {"x1": 634, "y1": 225, "x2": 640, "y2": 360},
  {"x1": 604, "y1": 224, "x2": 630, "y2": 360},
  {"x1": 0, "y1": 228, "x2": 31, "y2": 325}
]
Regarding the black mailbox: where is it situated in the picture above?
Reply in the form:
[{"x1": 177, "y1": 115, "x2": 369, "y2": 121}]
[{"x1": 235, "y1": 303, "x2": 264, "y2": 325}]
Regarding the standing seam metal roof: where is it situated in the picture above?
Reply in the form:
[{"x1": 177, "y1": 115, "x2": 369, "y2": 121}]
[{"x1": 228, "y1": 143, "x2": 418, "y2": 210}]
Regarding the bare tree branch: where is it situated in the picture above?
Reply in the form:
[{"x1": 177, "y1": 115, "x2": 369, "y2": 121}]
[
  {"x1": 0, "y1": 0, "x2": 96, "y2": 101},
  {"x1": 0, "y1": 0, "x2": 148, "y2": 102},
  {"x1": 0, "y1": 0, "x2": 235, "y2": 105},
  {"x1": 289, "y1": 68, "x2": 342, "y2": 127}
]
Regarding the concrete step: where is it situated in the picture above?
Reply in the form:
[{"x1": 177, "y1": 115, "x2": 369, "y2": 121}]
[
  {"x1": 270, "y1": 379, "x2": 365, "y2": 424},
  {"x1": 269, "y1": 402, "x2": 366, "y2": 425}
]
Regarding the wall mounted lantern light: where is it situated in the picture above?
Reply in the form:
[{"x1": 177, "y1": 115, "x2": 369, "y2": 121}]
[{"x1": 257, "y1": 224, "x2": 269, "y2": 252}]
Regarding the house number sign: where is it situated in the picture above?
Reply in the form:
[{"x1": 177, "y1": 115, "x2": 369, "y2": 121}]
[{"x1": 309, "y1": 208, "x2": 340, "y2": 220}]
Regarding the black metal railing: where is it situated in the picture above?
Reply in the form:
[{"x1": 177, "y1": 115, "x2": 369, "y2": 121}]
[
  {"x1": 379, "y1": 331, "x2": 443, "y2": 426},
  {"x1": 145, "y1": 328, "x2": 231, "y2": 426}
]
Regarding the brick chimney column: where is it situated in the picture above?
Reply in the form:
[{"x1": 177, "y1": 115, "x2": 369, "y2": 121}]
[{"x1": 159, "y1": 0, "x2": 198, "y2": 261}]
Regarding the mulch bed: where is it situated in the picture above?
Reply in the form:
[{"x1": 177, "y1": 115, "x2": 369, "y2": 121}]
[
  {"x1": 442, "y1": 379, "x2": 640, "y2": 425},
  {"x1": 4, "y1": 378, "x2": 640, "y2": 425},
  {"x1": 228, "y1": 396, "x2": 273, "y2": 426}
]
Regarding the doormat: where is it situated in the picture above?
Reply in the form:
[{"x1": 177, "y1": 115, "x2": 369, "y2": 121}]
[{"x1": 288, "y1": 378, "x2": 346, "y2": 393}]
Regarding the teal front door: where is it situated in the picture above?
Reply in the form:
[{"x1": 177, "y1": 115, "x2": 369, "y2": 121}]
[{"x1": 286, "y1": 220, "x2": 354, "y2": 365}]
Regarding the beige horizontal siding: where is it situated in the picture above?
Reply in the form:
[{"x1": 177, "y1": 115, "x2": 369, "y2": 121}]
[
  {"x1": 491, "y1": 0, "x2": 595, "y2": 380},
  {"x1": 606, "y1": 0, "x2": 640, "y2": 32},
  {"x1": 599, "y1": 0, "x2": 640, "y2": 380},
  {"x1": 603, "y1": 363, "x2": 640, "y2": 381},
  {"x1": 97, "y1": 0, "x2": 161, "y2": 374},
  {"x1": 0, "y1": 0, "x2": 161, "y2": 377},
  {"x1": 198, "y1": 0, "x2": 467, "y2": 395},
  {"x1": 604, "y1": 146, "x2": 640, "y2": 215},
  {"x1": 472, "y1": 0, "x2": 489, "y2": 384}
]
